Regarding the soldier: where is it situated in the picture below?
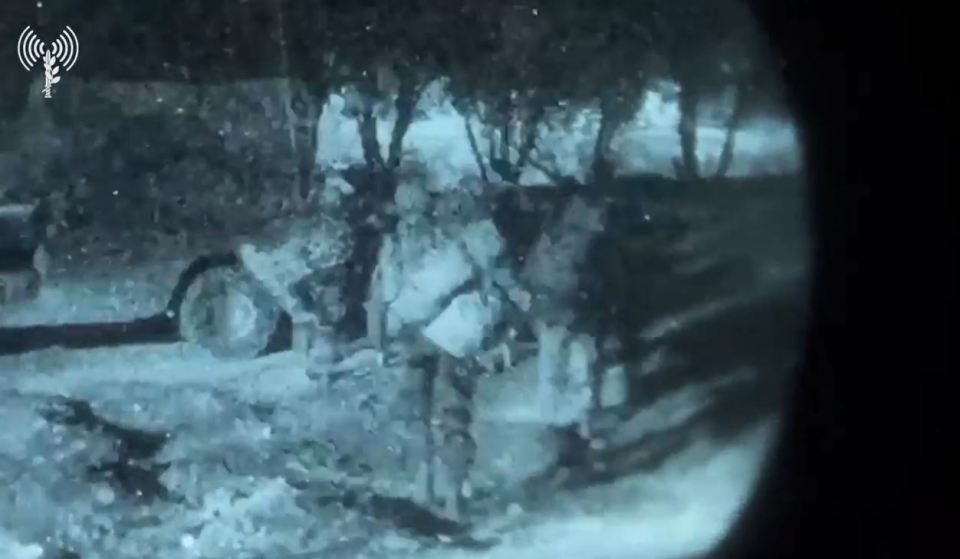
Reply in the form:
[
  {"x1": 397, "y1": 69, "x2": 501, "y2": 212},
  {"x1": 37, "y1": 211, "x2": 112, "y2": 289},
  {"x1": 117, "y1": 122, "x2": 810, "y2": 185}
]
[{"x1": 430, "y1": 351, "x2": 479, "y2": 522}]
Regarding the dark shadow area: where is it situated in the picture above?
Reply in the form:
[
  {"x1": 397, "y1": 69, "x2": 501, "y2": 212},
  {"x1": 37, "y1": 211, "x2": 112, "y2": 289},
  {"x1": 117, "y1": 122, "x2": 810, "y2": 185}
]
[
  {"x1": 41, "y1": 398, "x2": 172, "y2": 502},
  {"x1": 162, "y1": 252, "x2": 241, "y2": 319},
  {"x1": 567, "y1": 372, "x2": 784, "y2": 490},
  {"x1": 627, "y1": 282, "x2": 807, "y2": 409},
  {"x1": 714, "y1": 0, "x2": 935, "y2": 554},
  {"x1": 0, "y1": 313, "x2": 179, "y2": 356},
  {"x1": 505, "y1": 170, "x2": 807, "y2": 503},
  {"x1": 520, "y1": 362, "x2": 784, "y2": 497},
  {"x1": 0, "y1": 250, "x2": 294, "y2": 357},
  {"x1": 260, "y1": 312, "x2": 294, "y2": 357}
]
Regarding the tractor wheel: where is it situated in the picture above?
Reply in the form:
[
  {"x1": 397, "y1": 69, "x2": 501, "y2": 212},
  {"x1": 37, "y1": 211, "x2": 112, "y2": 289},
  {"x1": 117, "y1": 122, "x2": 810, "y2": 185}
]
[{"x1": 178, "y1": 265, "x2": 282, "y2": 359}]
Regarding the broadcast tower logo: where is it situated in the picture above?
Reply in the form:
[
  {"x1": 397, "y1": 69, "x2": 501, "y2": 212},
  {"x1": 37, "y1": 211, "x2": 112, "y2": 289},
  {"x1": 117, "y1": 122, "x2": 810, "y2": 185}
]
[{"x1": 17, "y1": 25, "x2": 79, "y2": 99}]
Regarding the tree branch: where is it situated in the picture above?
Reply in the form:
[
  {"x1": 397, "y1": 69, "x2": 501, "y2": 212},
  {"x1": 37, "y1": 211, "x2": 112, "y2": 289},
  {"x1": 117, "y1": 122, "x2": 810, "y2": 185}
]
[
  {"x1": 462, "y1": 106, "x2": 489, "y2": 183},
  {"x1": 386, "y1": 69, "x2": 422, "y2": 169},
  {"x1": 526, "y1": 150, "x2": 578, "y2": 187}
]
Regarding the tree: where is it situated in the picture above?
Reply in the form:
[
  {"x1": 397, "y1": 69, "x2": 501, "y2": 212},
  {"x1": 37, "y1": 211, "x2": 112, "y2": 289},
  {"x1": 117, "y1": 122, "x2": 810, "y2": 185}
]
[
  {"x1": 440, "y1": 0, "x2": 657, "y2": 187},
  {"x1": 645, "y1": 0, "x2": 761, "y2": 180}
]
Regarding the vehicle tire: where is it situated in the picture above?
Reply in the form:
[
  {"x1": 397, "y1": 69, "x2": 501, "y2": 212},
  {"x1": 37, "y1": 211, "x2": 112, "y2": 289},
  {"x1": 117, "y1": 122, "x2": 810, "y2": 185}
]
[{"x1": 178, "y1": 265, "x2": 282, "y2": 359}]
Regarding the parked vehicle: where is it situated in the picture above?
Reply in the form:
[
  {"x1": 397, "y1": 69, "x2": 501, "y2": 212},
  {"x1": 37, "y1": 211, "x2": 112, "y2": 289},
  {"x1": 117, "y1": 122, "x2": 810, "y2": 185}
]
[{"x1": 0, "y1": 205, "x2": 339, "y2": 359}]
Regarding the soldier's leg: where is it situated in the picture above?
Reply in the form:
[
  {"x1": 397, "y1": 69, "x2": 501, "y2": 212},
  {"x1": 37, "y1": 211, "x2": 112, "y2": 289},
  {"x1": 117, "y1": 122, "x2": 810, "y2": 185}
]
[
  {"x1": 413, "y1": 355, "x2": 438, "y2": 507},
  {"x1": 433, "y1": 354, "x2": 477, "y2": 522}
]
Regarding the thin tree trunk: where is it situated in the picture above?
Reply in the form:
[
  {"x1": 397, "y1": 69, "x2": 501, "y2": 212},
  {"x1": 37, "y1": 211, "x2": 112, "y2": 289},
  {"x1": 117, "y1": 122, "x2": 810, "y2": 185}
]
[
  {"x1": 340, "y1": 89, "x2": 387, "y2": 340},
  {"x1": 514, "y1": 102, "x2": 545, "y2": 171},
  {"x1": 590, "y1": 79, "x2": 648, "y2": 184},
  {"x1": 462, "y1": 108, "x2": 489, "y2": 183},
  {"x1": 486, "y1": 95, "x2": 518, "y2": 182},
  {"x1": 676, "y1": 80, "x2": 701, "y2": 180},
  {"x1": 714, "y1": 80, "x2": 749, "y2": 179},
  {"x1": 357, "y1": 105, "x2": 384, "y2": 171},
  {"x1": 592, "y1": 92, "x2": 629, "y2": 184},
  {"x1": 352, "y1": 75, "x2": 417, "y2": 346},
  {"x1": 387, "y1": 70, "x2": 421, "y2": 170},
  {"x1": 593, "y1": 122, "x2": 615, "y2": 184},
  {"x1": 499, "y1": 99, "x2": 512, "y2": 163}
]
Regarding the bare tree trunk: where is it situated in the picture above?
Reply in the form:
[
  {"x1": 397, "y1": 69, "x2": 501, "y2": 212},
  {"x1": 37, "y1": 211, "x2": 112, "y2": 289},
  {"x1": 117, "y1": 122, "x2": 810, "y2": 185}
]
[
  {"x1": 488, "y1": 95, "x2": 519, "y2": 182},
  {"x1": 714, "y1": 79, "x2": 749, "y2": 179},
  {"x1": 498, "y1": 100, "x2": 512, "y2": 164},
  {"x1": 350, "y1": 74, "x2": 420, "y2": 344},
  {"x1": 462, "y1": 108, "x2": 489, "y2": 183},
  {"x1": 357, "y1": 104, "x2": 385, "y2": 171},
  {"x1": 592, "y1": 88, "x2": 642, "y2": 184},
  {"x1": 676, "y1": 80, "x2": 701, "y2": 180},
  {"x1": 345, "y1": 107, "x2": 386, "y2": 340},
  {"x1": 386, "y1": 70, "x2": 421, "y2": 170}
]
